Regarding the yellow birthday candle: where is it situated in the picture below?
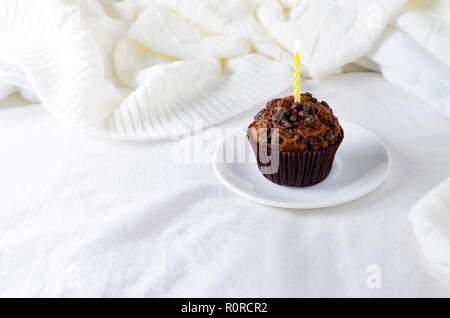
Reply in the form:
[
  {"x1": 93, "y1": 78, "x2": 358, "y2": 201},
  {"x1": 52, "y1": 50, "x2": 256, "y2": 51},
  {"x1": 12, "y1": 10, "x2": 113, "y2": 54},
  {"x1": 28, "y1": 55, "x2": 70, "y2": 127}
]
[{"x1": 293, "y1": 38, "x2": 301, "y2": 103}]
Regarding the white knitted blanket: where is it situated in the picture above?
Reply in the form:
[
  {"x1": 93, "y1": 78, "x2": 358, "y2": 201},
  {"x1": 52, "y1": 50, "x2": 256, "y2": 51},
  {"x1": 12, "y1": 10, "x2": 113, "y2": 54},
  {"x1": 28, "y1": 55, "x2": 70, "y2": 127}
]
[
  {"x1": 2, "y1": 0, "x2": 450, "y2": 140},
  {"x1": 0, "y1": 0, "x2": 406, "y2": 139}
]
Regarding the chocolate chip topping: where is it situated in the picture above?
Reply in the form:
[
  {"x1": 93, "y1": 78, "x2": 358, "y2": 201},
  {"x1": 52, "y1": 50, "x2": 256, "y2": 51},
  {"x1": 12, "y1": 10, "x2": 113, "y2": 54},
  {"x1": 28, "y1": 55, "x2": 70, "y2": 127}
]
[
  {"x1": 254, "y1": 108, "x2": 265, "y2": 120},
  {"x1": 248, "y1": 93, "x2": 343, "y2": 152},
  {"x1": 292, "y1": 102, "x2": 302, "y2": 111},
  {"x1": 304, "y1": 115, "x2": 314, "y2": 125},
  {"x1": 281, "y1": 118, "x2": 292, "y2": 129},
  {"x1": 271, "y1": 109, "x2": 288, "y2": 124}
]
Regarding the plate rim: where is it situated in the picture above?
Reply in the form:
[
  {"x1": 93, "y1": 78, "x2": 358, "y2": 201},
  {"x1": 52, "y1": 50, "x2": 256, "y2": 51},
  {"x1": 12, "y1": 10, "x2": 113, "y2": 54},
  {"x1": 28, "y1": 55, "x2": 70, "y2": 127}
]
[{"x1": 212, "y1": 121, "x2": 391, "y2": 209}]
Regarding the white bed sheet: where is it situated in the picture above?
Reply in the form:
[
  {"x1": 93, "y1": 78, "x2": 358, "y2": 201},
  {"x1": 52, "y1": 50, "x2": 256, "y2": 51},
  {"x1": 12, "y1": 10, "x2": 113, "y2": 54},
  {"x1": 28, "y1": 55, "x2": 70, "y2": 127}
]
[{"x1": 0, "y1": 72, "x2": 449, "y2": 297}]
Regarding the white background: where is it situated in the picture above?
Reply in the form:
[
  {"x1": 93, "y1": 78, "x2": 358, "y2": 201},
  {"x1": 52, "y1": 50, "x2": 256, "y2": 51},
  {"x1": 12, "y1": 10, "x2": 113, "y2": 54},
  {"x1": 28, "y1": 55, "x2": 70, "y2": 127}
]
[{"x1": 1, "y1": 72, "x2": 449, "y2": 297}]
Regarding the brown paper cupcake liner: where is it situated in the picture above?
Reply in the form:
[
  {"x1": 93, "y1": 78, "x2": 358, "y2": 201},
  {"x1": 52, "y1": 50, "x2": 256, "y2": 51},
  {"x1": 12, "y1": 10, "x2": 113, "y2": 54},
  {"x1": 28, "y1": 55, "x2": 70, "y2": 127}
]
[{"x1": 249, "y1": 137, "x2": 343, "y2": 187}]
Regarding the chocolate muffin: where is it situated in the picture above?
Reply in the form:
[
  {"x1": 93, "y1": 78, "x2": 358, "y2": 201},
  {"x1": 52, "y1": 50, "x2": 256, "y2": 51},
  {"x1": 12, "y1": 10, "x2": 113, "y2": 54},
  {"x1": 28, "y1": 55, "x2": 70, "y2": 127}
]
[{"x1": 247, "y1": 93, "x2": 343, "y2": 187}]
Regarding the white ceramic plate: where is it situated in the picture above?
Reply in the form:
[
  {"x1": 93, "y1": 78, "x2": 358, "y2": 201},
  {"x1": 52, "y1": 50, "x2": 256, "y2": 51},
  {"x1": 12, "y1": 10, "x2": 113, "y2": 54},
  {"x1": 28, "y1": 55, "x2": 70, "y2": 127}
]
[{"x1": 213, "y1": 121, "x2": 390, "y2": 209}]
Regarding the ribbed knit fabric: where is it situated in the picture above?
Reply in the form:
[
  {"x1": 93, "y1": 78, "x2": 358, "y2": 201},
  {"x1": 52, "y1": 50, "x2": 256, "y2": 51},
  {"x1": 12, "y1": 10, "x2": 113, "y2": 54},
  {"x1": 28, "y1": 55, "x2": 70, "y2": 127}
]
[
  {"x1": 0, "y1": 0, "x2": 294, "y2": 140},
  {"x1": 100, "y1": 56, "x2": 291, "y2": 139},
  {"x1": 0, "y1": 0, "x2": 422, "y2": 140},
  {"x1": 0, "y1": 0, "x2": 122, "y2": 128}
]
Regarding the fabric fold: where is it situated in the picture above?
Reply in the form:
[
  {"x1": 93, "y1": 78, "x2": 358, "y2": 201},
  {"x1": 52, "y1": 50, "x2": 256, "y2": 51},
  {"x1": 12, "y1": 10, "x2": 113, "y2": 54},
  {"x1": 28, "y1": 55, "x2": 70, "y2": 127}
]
[
  {"x1": 366, "y1": 28, "x2": 450, "y2": 119},
  {"x1": 410, "y1": 178, "x2": 450, "y2": 280}
]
